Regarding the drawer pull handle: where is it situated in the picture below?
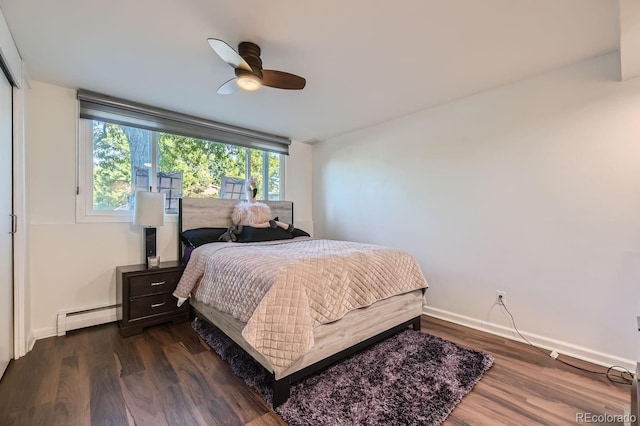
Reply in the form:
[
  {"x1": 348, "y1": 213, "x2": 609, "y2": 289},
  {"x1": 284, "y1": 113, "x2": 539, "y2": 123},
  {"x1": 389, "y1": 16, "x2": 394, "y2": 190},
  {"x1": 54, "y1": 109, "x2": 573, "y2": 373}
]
[
  {"x1": 151, "y1": 302, "x2": 166, "y2": 308},
  {"x1": 150, "y1": 281, "x2": 166, "y2": 286}
]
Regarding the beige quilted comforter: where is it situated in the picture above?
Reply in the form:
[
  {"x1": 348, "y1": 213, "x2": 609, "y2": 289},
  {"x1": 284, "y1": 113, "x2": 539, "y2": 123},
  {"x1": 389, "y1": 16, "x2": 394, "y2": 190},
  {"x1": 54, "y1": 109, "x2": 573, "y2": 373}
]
[{"x1": 174, "y1": 238, "x2": 428, "y2": 375}]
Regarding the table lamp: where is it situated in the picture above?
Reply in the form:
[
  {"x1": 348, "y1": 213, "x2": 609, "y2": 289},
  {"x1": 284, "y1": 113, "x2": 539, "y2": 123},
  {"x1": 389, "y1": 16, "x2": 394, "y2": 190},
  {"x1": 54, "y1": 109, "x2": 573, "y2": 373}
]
[{"x1": 134, "y1": 190, "x2": 165, "y2": 268}]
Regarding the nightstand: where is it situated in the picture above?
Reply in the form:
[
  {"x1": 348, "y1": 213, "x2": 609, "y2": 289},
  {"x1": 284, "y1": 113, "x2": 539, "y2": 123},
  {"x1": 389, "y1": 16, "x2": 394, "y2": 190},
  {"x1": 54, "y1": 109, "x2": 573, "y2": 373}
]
[{"x1": 116, "y1": 260, "x2": 189, "y2": 337}]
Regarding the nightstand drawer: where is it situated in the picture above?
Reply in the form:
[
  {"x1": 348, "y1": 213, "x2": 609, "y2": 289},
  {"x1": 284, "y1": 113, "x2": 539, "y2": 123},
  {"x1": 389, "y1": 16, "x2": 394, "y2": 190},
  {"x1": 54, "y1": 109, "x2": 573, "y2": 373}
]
[
  {"x1": 129, "y1": 293, "x2": 183, "y2": 320},
  {"x1": 129, "y1": 270, "x2": 182, "y2": 297}
]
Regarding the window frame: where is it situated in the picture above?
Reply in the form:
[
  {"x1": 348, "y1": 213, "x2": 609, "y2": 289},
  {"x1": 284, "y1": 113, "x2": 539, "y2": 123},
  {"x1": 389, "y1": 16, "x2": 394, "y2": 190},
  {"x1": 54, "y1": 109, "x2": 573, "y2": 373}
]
[{"x1": 76, "y1": 119, "x2": 286, "y2": 223}]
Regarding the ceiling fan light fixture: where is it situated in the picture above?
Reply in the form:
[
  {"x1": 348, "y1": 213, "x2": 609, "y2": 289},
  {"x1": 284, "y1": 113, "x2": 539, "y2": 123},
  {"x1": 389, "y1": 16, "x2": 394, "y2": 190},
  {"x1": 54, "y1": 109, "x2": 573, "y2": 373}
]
[
  {"x1": 237, "y1": 73, "x2": 262, "y2": 91},
  {"x1": 209, "y1": 38, "x2": 305, "y2": 93}
]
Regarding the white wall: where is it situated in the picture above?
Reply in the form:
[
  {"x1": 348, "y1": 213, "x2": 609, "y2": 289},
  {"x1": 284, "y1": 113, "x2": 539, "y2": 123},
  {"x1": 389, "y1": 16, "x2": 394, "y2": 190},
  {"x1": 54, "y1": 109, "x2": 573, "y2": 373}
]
[
  {"x1": 286, "y1": 140, "x2": 314, "y2": 234},
  {"x1": 313, "y1": 52, "x2": 640, "y2": 369},
  {"x1": 27, "y1": 81, "x2": 313, "y2": 337}
]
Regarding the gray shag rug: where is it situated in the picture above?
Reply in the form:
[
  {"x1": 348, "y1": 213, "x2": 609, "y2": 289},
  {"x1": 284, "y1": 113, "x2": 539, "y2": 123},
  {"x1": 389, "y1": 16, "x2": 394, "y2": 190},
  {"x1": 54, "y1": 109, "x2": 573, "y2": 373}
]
[{"x1": 192, "y1": 319, "x2": 494, "y2": 426}]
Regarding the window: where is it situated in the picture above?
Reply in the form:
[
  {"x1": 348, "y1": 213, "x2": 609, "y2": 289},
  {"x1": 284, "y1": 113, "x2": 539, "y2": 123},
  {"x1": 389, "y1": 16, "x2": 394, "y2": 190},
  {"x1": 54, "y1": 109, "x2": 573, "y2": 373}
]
[
  {"x1": 78, "y1": 119, "x2": 283, "y2": 221},
  {"x1": 76, "y1": 90, "x2": 289, "y2": 222}
]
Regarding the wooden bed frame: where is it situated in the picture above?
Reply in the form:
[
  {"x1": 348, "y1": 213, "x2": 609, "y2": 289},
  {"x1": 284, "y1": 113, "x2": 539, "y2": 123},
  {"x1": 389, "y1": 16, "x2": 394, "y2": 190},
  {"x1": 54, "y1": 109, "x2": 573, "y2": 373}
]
[{"x1": 179, "y1": 197, "x2": 424, "y2": 407}]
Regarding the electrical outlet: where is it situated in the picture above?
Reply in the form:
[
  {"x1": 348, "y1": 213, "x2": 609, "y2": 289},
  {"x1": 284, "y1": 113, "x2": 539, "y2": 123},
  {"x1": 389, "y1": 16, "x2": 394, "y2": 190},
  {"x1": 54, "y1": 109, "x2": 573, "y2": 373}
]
[{"x1": 496, "y1": 291, "x2": 507, "y2": 304}]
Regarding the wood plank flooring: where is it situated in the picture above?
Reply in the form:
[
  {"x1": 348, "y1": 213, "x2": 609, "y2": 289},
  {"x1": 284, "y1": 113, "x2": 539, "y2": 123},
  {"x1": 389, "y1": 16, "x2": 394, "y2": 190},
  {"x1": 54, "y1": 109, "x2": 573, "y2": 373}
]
[
  {"x1": 0, "y1": 316, "x2": 631, "y2": 425},
  {"x1": 422, "y1": 317, "x2": 631, "y2": 425}
]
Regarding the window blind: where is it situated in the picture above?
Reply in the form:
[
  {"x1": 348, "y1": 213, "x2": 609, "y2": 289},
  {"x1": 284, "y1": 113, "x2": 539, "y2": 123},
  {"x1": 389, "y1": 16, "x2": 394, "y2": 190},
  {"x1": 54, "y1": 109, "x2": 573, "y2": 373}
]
[{"x1": 77, "y1": 89, "x2": 290, "y2": 155}]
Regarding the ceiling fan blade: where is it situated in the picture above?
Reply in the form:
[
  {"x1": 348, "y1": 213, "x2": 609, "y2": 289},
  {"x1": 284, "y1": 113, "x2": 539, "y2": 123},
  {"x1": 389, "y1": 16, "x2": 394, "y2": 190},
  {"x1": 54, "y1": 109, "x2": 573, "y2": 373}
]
[
  {"x1": 207, "y1": 38, "x2": 251, "y2": 71},
  {"x1": 217, "y1": 78, "x2": 238, "y2": 95},
  {"x1": 262, "y1": 70, "x2": 306, "y2": 90}
]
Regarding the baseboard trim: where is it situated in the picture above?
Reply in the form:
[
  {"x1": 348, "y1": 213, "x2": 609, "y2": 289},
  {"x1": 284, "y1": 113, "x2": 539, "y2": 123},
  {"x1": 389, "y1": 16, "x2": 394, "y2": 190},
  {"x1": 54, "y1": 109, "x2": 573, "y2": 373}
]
[
  {"x1": 32, "y1": 326, "x2": 57, "y2": 341},
  {"x1": 423, "y1": 306, "x2": 636, "y2": 372},
  {"x1": 26, "y1": 331, "x2": 35, "y2": 353}
]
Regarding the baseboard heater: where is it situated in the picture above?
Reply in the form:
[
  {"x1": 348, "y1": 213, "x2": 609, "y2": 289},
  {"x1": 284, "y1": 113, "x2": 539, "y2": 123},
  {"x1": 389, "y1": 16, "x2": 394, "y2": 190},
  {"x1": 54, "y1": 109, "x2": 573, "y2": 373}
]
[{"x1": 56, "y1": 304, "x2": 118, "y2": 336}]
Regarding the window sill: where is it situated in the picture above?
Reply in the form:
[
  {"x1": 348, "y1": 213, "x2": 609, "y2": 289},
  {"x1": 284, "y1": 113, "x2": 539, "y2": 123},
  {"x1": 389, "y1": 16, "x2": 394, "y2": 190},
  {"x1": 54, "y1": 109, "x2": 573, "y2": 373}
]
[{"x1": 75, "y1": 212, "x2": 178, "y2": 224}]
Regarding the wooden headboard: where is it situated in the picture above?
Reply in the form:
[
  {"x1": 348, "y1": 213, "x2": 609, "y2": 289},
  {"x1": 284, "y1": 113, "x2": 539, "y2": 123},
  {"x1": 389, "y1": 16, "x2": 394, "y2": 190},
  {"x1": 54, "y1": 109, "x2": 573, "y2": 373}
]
[{"x1": 178, "y1": 197, "x2": 294, "y2": 256}]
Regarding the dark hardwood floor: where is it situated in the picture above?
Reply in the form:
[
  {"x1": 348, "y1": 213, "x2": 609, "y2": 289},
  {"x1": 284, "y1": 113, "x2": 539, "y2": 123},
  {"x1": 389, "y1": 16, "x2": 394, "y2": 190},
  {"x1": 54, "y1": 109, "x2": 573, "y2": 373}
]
[{"x1": 0, "y1": 316, "x2": 631, "y2": 425}]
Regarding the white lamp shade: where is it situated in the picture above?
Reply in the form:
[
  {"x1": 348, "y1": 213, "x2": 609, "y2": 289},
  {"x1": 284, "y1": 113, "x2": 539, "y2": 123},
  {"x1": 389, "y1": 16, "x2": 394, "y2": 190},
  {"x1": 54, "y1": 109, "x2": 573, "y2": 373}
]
[{"x1": 133, "y1": 191, "x2": 165, "y2": 227}]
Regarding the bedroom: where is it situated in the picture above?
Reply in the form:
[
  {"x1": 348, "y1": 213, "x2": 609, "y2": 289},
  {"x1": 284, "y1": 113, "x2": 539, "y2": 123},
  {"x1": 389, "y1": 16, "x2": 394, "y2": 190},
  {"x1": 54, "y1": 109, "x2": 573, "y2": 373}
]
[{"x1": 0, "y1": 0, "x2": 638, "y2": 424}]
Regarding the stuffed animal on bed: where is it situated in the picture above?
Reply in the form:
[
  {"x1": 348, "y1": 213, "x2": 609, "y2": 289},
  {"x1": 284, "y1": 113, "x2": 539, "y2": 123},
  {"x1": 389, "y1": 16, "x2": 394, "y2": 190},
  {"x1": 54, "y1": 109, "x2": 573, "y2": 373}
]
[{"x1": 219, "y1": 178, "x2": 294, "y2": 242}]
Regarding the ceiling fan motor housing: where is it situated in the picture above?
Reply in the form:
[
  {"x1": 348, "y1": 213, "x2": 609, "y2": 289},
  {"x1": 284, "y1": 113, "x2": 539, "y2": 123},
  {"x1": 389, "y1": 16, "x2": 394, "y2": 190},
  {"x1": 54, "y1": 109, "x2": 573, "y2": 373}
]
[{"x1": 236, "y1": 41, "x2": 263, "y2": 79}]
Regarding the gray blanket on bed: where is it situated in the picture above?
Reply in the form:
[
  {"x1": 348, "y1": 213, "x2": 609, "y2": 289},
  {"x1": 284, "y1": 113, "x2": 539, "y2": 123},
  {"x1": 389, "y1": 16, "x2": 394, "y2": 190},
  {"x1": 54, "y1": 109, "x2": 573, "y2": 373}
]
[{"x1": 174, "y1": 238, "x2": 428, "y2": 375}]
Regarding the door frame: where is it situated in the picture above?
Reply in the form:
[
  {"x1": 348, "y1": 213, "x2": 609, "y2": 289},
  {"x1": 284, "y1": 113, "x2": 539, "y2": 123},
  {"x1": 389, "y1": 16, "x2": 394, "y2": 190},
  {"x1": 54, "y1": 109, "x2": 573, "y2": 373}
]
[
  {"x1": 12, "y1": 83, "x2": 28, "y2": 357},
  {"x1": 1, "y1": 6, "x2": 28, "y2": 360}
]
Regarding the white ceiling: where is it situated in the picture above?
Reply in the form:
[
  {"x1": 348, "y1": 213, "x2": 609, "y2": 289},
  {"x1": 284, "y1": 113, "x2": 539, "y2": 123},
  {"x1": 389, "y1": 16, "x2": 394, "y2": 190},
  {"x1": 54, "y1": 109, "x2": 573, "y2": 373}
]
[{"x1": 0, "y1": 0, "x2": 620, "y2": 142}]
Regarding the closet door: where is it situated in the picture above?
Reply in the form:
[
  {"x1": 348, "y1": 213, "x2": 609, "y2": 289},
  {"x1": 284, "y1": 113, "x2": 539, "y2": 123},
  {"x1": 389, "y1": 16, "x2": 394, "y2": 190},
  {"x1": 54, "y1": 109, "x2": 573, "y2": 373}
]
[{"x1": 0, "y1": 67, "x2": 12, "y2": 378}]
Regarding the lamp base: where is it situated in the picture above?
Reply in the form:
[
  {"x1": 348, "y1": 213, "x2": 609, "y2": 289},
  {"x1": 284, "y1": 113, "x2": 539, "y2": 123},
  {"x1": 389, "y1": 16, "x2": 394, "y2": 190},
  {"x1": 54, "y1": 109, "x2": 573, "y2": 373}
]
[{"x1": 144, "y1": 227, "x2": 157, "y2": 268}]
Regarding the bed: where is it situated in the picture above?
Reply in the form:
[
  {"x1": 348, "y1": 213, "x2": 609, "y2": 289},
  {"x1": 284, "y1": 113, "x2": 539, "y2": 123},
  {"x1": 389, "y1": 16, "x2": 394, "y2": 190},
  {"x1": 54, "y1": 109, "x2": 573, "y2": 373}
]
[{"x1": 175, "y1": 197, "x2": 428, "y2": 407}]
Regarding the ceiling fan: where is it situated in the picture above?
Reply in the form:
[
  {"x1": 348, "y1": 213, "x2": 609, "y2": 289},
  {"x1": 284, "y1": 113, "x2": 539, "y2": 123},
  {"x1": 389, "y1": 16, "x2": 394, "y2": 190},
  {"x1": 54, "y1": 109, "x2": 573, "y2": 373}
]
[{"x1": 208, "y1": 38, "x2": 306, "y2": 94}]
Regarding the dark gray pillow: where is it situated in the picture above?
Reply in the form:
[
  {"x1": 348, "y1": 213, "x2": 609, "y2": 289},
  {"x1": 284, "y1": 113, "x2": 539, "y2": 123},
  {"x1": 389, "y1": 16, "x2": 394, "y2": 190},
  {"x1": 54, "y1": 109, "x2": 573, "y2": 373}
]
[
  {"x1": 180, "y1": 227, "x2": 229, "y2": 247},
  {"x1": 291, "y1": 228, "x2": 310, "y2": 238},
  {"x1": 236, "y1": 226, "x2": 295, "y2": 243}
]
